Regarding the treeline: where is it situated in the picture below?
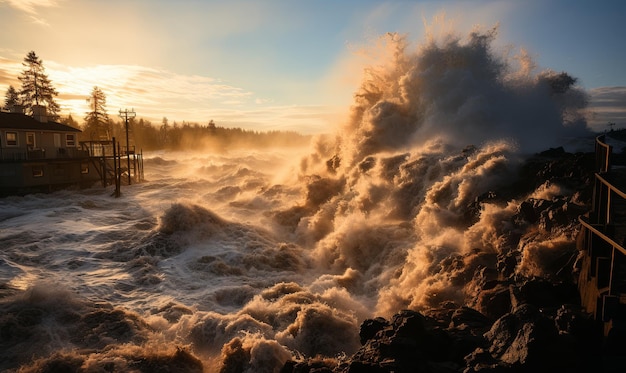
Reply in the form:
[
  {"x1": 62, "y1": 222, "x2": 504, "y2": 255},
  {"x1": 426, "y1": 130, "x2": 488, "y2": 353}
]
[
  {"x1": 5, "y1": 50, "x2": 312, "y2": 151},
  {"x1": 68, "y1": 116, "x2": 311, "y2": 151}
]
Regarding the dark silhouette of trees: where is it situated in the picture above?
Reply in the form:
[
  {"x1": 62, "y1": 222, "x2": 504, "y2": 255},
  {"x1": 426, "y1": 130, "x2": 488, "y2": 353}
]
[
  {"x1": 3, "y1": 85, "x2": 21, "y2": 111},
  {"x1": 73, "y1": 114, "x2": 310, "y2": 151},
  {"x1": 60, "y1": 113, "x2": 81, "y2": 129},
  {"x1": 84, "y1": 86, "x2": 110, "y2": 140},
  {"x1": 18, "y1": 51, "x2": 60, "y2": 120},
  {"x1": 160, "y1": 117, "x2": 170, "y2": 147}
]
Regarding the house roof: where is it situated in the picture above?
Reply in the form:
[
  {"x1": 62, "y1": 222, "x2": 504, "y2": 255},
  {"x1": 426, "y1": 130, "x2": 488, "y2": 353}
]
[{"x1": 0, "y1": 112, "x2": 81, "y2": 132}]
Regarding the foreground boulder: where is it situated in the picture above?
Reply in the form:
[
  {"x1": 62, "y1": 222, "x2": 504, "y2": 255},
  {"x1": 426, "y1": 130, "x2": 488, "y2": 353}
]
[{"x1": 282, "y1": 302, "x2": 604, "y2": 373}]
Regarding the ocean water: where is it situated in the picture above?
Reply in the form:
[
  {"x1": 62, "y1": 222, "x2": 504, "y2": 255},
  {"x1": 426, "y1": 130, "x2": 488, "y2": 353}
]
[{"x1": 0, "y1": 26, "x2": 595, "y2": 372}]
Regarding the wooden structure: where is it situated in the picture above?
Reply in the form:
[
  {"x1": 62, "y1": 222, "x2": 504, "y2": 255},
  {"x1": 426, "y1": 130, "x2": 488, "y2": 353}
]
[
  {"x1": 577, "y1": 135, "x2": 626, "y2": 336},
  {"x1": 0, "y1": 107, "x2": 143, "y2": 196},
  {"x1": 80, "y1": 139, "x2": 144, "y2": 197}
]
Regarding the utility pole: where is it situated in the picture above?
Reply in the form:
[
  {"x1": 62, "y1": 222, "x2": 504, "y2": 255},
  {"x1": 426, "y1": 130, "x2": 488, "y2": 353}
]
[{"x1": 119, "y1": 108, "x2": 136, "y2": 185}]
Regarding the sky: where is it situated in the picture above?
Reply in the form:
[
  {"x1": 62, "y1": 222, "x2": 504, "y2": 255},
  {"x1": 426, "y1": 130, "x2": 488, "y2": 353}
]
[{"x1": 0, "y1": 0, "x2": 625, "y2": 134}]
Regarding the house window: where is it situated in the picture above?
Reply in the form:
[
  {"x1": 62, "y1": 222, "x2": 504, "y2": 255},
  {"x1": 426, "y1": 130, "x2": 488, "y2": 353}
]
[
  {"x1": 26, "y1": 132, "x2": 36, "y2": 148},
  {"x1": 6, "y1": 132, "x2": 17, "y2": 146},
  {"x1": 32, "y1": 166, "x2": 44, "y2": 177},
  {"x1": 66, "y1": 134, "x2": 76, "y2": 147},
  {"x1": 54, "y1": 133, "x2": 61, "y2": 147}
]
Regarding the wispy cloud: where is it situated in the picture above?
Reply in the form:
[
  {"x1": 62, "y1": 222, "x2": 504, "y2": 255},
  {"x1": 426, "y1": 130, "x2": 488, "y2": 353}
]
[
  {"x1": 587, "y1": 86, "x2": 626, "y2": 131},
  {"x1": 0, "y1": 0, "x2": 62, "y2": 25},
  {"x1": 42, "y1": 62, "x2": 340, "y2": 133},
  {"x1": 1, "y1": 0, "x2": 59, "y2": 13},
  {"x1": 47, "y1": 63, "x2": 250, "y2": 117}
]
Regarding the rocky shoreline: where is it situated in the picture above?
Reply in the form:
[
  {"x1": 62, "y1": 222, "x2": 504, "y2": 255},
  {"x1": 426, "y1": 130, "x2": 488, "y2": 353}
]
[{"x1": 281, "y1": 145, "x2": 626, "y2": 372}]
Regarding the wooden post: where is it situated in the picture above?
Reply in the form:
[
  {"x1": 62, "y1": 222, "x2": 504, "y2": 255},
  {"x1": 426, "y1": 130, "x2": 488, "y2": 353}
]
[
  {"x1": 101, "y1": 144, "x2": 107, "y2": 187},
  {"x1": 112, "y1": 138, "x2": 120, "y2": 197}
]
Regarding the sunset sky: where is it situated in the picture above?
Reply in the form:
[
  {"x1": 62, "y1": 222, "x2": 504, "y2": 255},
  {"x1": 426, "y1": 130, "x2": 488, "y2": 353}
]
[{"x1": 0, "y1": 0, "x2": 625, "y2": 133}]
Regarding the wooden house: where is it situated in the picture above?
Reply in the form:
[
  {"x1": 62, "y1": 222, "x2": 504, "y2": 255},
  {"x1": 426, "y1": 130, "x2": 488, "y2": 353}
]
[{"x1": 0, "y1": 105, "x2": 101, "y2": 195}]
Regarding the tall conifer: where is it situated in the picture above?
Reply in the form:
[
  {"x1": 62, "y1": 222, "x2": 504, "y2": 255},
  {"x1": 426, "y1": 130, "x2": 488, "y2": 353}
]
[
  {"x1": 18, "y1": 51, "x2": 60, "y2": 120},
  {"x1": 84, "y1": 86, "x2": 110, "y2": 140}
]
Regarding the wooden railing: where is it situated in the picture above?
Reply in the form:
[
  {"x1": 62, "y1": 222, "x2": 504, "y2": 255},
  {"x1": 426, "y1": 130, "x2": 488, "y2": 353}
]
[
  {"x1": 577, "y1": 135, "x2": 626, "y2": 336},
  {"x1": 0, "y1": 146, "x2": 89, "y2": 161}
]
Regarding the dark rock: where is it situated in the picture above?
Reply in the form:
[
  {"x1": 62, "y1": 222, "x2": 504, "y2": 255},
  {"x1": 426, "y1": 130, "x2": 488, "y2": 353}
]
[
  {"x1": 482, "y1": 304, "x2": 566, "y2": 370},
  {"x1": 391, "y1": 309, "x2": 426, "y2": 338},
  {"x1": 517, "y1": 201, "x2": 537, "y2": 224},
  {"x1": 464, "y1": 348, "x2": 511, "y2": 373},
  {"x1": 281, "y1": 359, "x2": 335, "y2": 373},
  {"x1": 359, "y1": 317, "x2": 389, "y2": 345},
  {"x1": 450, "y1": 307, "x2": 492, "y2": 331},
  {"x1": 509, "y1": 278, "x2": 580, "y2": 310},
  {"x1": 496, "y1": 252, "x2": 519, "y2": 279},
  {"x1": 346, "y1": 360, "x2": 394, "y2": 373},
  {"x1": 472, "y1": 284, "x2": 512, "y2": 321}
]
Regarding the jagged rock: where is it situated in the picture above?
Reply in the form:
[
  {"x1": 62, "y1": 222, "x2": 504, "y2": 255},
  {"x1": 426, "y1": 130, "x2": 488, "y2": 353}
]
[
  {"x1": 517, "y1": 201, "x2": 537, "y2": 224},
  {"x1": 280, "y1": 359, "x2": 334, "y2": 373},
  {"x1": 359, "y1": 317, "x2": 389, "y2": 345},
  {"x1": 472, "y1": 283, "x2": 512, "y2": 321},
  {"x1": 496, "y1": 252, "x2": 519, "y2": 279},
  {"x1": 463, "y1": 348, "x2": 510, "y2": 372},
  {"x1": 450, "y1": 307, "x2": 492, "y2": 331},
  {"x1": 480, "y1": 304, "x2": 581, "y2": 371},
  {"x1": 509, "y1": 278, "x2": 580, "y2": 310}
]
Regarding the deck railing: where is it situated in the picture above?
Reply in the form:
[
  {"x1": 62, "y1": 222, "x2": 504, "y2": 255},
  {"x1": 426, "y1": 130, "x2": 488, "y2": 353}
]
[
  {"x1": 0, "y1": 146, "x2": 89, "y2": 161},
  {"x1": 578, "y1": 135, "x2": 626, "y2": 335}
]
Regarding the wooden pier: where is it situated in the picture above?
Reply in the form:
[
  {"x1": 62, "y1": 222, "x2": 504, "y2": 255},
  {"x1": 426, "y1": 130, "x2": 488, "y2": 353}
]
[
  {"x1": 577, "y1": 135, "x2": 626, "y2": 337},
  {"x1": 80, "y1": 137, "x2": 144, "y2": 197}
]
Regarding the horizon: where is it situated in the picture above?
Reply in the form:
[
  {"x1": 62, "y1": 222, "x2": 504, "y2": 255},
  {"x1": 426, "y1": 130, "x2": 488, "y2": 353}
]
[{"x1": 1, "y1": 0, "x2": 625, "y2": 134}]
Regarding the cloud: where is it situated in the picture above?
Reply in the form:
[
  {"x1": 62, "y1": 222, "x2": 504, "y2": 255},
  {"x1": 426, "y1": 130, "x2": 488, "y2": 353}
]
[
  {"x1": 44, "y1": 63, "x2": 248, "y2": 116},
  {"x1": 587, "y1": 86, "x2": 626, "y2": 131},
  {"x1": 1, "y1": 0, "x2": 60, "y2": 13},
  {"x1": 0, "y1": 56, "x2": 23, "y2": 91},
  {"x1": 0, "y1": 0, "x2": 63, "y2": 25},
  {"x1": 6, "y1": 61, "x2": 340, "y2": 134}
]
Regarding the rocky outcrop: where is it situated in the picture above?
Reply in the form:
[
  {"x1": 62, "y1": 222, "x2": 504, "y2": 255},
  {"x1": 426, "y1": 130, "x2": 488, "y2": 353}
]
[
  {"x1": 280, "y1": 147, "x2": 617, "y2": 372},
  {"x1": 282, "y1": 280, "x2": 603, "y2": 373}
]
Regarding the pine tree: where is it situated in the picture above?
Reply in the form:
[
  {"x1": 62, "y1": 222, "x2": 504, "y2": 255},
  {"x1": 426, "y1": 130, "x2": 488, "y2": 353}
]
[
  {"x1": 84, "y1": 86, "x2": 110, "y2": 140},
  {"x1": 18, "y1": 51, "x2": 60, "y2": 120},
  {"x1": 4, "y1": 85, "x2": 22, "y2": 111}
]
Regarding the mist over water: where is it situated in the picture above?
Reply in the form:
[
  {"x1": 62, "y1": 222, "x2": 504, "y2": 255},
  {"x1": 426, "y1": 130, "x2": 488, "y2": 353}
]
[{"x1": 0, "y1": 26, "x2": 594, "y2": 371}]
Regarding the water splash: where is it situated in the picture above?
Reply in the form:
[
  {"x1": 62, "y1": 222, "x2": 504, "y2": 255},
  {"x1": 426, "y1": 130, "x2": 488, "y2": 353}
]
[{"x1": 0, "y1": 23, "x2": 594, "y2": 372}]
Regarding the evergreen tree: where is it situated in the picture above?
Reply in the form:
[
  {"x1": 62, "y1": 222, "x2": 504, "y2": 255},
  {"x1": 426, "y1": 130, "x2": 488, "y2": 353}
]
[
  {"x1": 4, "y1": 85, "x2": 21, "y2": 111},
  {"x1": 18, "y1": 51, "x2": 60, "y2": 120},
  {"x1": 84, "y1": 86, "x2": 110, "y2": 140}
]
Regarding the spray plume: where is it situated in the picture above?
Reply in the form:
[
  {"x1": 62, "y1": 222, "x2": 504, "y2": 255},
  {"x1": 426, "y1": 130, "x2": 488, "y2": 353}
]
[{"x1": 293, "y1": 22, "x2": 591, "y2": 317}]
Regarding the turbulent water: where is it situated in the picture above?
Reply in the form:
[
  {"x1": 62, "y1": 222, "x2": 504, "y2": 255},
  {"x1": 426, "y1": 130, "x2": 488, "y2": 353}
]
[{"x1": 1, "y1": 26, "x2": 595, "y2": 372}]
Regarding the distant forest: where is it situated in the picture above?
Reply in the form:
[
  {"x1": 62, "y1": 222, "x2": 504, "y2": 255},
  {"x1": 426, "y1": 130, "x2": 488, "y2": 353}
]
[
  {"x1": 64, "y1": 116, "x2": 312, "y2": 152},
  {"x1": 4, "y1": 50, "x2": 311, "y2": 152}
]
